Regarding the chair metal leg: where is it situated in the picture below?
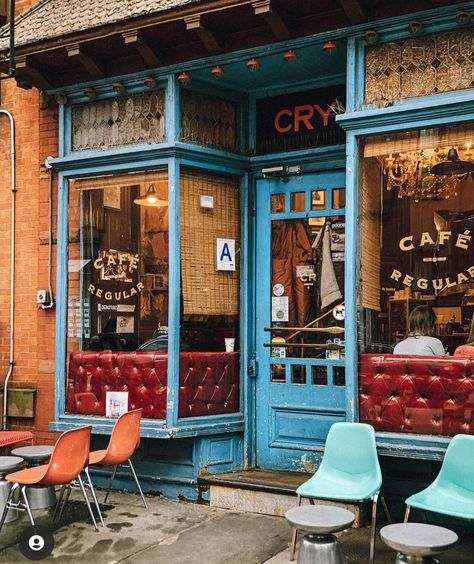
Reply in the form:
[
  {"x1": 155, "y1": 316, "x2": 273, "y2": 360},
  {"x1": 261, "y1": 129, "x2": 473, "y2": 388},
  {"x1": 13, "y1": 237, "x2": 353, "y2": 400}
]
[
  {"x1": 103, "y1": 464, "x2": 118, "y2": 504},
  {"x1": 21, "y1": 486, "x2": 35, "y2": 527},
  {"x1": 77, "y1": 475, "x2": 98, "y2": 532},
  {"x1": 53, "y1": 484, "x2": 68, "y2": 521},
  {"x1": 57, "y1": 485, "x2": 72, "y2": 522},
  {"x1": 84, "y1": 467, "x2": 105, "y2": 527},
  {"x1": 404, "y1": 505, "x2": 411, "y2": 523},
  {"x1": 0, "y1": 483, "x2": 18, "y2": 532},
  {"x1": 127, "y1": 459, "x2": 147, "y2": 509},
  {"x1": 370, "y1": 492, "x2": 379, "y2": 564},
  {"x1": 380, "y1": 493, "x2": 392, "y2": 523},
  {"x1": 289, "y1": 495, "x2": 302, "y2": 561}
]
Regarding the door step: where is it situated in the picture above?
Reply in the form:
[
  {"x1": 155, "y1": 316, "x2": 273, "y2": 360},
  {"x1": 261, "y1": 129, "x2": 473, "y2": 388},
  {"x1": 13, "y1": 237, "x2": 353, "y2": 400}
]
[{"x1": 198, "y1": 469, "x2": 368, "y2": 525}]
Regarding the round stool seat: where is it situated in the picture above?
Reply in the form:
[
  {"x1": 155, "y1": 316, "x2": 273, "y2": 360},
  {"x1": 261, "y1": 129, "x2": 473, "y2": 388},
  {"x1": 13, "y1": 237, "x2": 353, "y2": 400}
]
[
  {"x1": 286, "y1": 505, "x2": 355, "y2": 535},
  {"x1": 0, "y1": 456, "x2": 24, "y2": 475},
  {"x1": 381, "y1": 523, "x2": 458, "y2": 557},
  {"x1": 11, "y1": 445, "x2": 54, "y2": 464}
]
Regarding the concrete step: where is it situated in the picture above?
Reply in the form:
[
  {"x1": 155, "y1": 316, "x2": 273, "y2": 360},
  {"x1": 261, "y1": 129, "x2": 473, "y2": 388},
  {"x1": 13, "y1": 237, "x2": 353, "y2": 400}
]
[{"x1": 199, "y1": 469, "x2": 368, "y2": 525}]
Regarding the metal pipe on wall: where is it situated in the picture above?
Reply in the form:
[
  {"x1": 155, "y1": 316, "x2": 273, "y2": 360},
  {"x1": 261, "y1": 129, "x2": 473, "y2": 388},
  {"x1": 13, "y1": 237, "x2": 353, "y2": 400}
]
[{"x1": 0, "y1": 108, "x2": 16, "y2": 430}]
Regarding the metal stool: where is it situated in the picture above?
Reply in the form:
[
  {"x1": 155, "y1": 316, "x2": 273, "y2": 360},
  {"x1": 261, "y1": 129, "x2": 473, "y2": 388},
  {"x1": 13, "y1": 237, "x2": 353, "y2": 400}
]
[
  {"x1": 285, "y1": 505, "x2": 355, "y2": 564},
  {"x1": 381, "y1": 523, "x2": 458, "y2": 563},
  {"x1": 0, "y1": 456, "x2": 24, "y2": 523},
  {"x1": 11, "y1": 445, "x2": 56, "y2": 510}
]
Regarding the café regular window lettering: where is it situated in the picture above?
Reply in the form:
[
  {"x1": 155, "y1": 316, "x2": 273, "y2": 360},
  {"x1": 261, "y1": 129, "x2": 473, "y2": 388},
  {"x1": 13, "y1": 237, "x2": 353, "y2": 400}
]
[{"x1": 358, "y1": 122, "x2": 474, "y2": 437}]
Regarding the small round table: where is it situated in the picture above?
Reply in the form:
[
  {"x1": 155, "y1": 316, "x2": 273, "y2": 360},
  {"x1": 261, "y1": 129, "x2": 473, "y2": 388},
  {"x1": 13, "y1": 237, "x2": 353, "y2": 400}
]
[
  {"x1": 11, "y1": 445, "x2": 56, "y2": 510},
  {"x1": 380, "y1": 523, "x2": 458, "y2": 563},
  {"x1": 286, "y1": 505, "x2": 355, "y2": 564},
  {"x1": 0, "y1": 456, "x2": 24, "y2": 523}
]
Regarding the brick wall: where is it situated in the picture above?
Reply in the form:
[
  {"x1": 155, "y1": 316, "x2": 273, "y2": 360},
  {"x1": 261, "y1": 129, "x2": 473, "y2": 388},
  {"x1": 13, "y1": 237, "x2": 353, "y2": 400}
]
[{"x1": 0, "y1": 71, "x2": 59, "y2": 445}]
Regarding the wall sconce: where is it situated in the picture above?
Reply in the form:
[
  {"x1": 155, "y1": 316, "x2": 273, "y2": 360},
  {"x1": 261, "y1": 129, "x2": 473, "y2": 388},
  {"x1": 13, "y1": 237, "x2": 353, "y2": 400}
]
[
  {"x1": 113, "y1": 82, "x2": 125, "y2": 94},
  {"x1": 323, "y1": 40, "x2": 337, "y2": 54},
  {"x1": 144, "y1": 76, "x2": 157, "y2": 88},
  {"x1": 408, "y1": 20, "x2": 423, "y2": 35},
  {"x1": 283, "y1": 50, "x2": 297, "y2": 63},
  {"x1": 54, "y1": 92, "x2": 68, "y2": 105},
  {"x1": 246, "y1": 58, "x2": 260, "y2": 72},
  {"x1": 133, "y1": 184, "x2": 168, "y2": 207},
  {"x1": 83, "y1": 87, "x2": 97, "y2": 100},
  {"x1": 456, "y1": 11, "x2": 471, "y2": 25},
  {"x1": 364, "y1": 30, "x2": 379, "y2": 45},
  {"x1": 211, "y1": 65, "x2": 224, "y2": 78},
  {"x1": 177, "y1": 72, "x2": 191, "y2": 84}
]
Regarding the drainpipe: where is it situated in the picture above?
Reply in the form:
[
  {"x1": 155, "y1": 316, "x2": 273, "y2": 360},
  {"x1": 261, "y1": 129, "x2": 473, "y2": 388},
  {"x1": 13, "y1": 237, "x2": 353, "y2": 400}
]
[{"x1": 1, "y1": 109, "x2": 16, "y2": 430}]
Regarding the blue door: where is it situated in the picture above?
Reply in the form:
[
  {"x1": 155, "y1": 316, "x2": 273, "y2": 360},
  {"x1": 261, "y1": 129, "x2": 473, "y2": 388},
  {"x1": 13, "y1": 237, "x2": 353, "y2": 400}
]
[{"x1": 255, "y1": 171, "x2": 348, "y2": 470}]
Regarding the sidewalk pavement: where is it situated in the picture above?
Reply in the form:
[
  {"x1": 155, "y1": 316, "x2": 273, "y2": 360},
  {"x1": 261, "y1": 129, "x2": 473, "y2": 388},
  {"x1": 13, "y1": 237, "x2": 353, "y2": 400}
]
[{"x1": 0, "y1": 490, "x2": 473, "y2": 563}]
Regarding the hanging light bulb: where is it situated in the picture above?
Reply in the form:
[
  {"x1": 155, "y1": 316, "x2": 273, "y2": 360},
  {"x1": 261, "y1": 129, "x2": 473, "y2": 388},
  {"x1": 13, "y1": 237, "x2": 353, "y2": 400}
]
[
  {"x1": 133, "y1": 184, "x2": 168, "y2": 207},
  {"x1": 283, "y1": 50, "x2": 297, "y2": 63},
  {"x1": 246, "y1": 58, "x2": 260, "y2": 72},
  {"x1": 177, "y1": 72, "x2": 191, "y2": 84},
  {"x1": 211, "y1": 65, "x2": 224, "y2": 78},
  {"x1": 323, "y1": 40, "x2": 337, "y2": 54}
]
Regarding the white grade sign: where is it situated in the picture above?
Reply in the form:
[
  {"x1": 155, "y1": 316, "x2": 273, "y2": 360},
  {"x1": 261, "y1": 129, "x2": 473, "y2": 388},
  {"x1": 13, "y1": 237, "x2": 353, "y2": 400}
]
[{"x1": 216, "y1": 238, "x2": 236, "y2": 271}]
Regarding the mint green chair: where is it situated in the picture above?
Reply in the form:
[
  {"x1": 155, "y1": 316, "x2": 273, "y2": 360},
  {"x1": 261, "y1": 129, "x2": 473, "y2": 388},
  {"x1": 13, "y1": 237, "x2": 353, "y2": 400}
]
[
  {"x1": 404, "y1": 434, "x2": 474, "y2": 523},
  {"x1": 289, "y1": 422, "x2": 390, "y2": 564}
]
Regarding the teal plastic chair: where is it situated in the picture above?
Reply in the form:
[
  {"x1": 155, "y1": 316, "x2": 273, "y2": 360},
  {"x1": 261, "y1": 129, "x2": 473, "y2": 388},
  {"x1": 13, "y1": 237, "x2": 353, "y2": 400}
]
[
  {"x1": 404, "y1": 434, "x2": 474, "y2": 523},
  {"x1": 290, "y1": 422, "x2": 390, "y2": 564}
]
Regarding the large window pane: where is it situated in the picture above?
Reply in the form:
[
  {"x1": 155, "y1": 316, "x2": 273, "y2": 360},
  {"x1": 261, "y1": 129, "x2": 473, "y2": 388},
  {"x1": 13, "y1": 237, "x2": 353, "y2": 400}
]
[
  {"x1": 358, "y1": 123, "x2": 474, "y2": 436},
  {"x1": 178, "y1": 168, "x2": 240, "y2": 417},
  {"x1": 66, "y1": 170, "x2": 169, "y2": 418}
]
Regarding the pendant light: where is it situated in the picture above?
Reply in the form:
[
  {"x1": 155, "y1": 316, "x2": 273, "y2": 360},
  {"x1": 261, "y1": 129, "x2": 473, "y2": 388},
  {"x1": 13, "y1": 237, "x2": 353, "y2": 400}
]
[
  {"x1": 133, "y1": 184, "x2": 168, "y2": 207},
  {"x1": 430, "y1": 147, "x2": 474, "y2": 176}
]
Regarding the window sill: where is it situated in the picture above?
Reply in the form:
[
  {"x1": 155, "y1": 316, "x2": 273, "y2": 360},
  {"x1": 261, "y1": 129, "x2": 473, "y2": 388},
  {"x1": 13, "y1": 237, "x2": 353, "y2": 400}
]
[
  {"x1": 375, "y1": 432, "x2": 450, "y2": 461},
  {"x1": 49, "y1": 412, "x2": 244, "y2": 438}
]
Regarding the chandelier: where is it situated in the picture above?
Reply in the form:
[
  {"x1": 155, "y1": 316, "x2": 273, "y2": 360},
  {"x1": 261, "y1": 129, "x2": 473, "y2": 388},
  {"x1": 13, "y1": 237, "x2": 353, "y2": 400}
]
[{"x1": 383, "y1": 144, "x2": 474, "y2": 202}]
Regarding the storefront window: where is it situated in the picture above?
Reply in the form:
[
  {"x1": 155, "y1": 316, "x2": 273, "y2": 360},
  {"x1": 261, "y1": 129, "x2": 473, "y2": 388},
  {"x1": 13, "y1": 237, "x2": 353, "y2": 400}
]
[
  {"x1": 66, "y1": 170, "x2": 170, "y2": 418},
  {"x1": 358, "y1": 123, "x2": 474, "y2": 436},
  {"x1": 178, "y1": 168, "x2": 240, "y2": 418}
]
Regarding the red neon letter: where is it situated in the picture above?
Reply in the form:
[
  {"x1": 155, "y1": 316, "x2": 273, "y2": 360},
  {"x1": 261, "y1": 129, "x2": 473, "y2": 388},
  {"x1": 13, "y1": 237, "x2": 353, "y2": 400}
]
[{"x1": 274, "y1": 109, "x2": 292, "y2": 133}]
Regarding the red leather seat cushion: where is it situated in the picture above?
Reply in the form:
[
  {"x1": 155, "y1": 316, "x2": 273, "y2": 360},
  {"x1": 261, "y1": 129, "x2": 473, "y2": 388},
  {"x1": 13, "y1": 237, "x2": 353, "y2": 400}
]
[
  {"x1": 67, "y1": 351, "x2": 239, "y2": 419},
  {"x1": 359, "y1": 354, "x2": 474, "y2": 436}
]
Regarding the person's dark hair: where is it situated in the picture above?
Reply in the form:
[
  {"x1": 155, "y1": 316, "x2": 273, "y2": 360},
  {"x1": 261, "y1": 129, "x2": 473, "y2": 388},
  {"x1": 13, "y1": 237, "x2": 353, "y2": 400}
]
[{"x1": 408, "y1": 305, "x2": 436, "y2": 337}]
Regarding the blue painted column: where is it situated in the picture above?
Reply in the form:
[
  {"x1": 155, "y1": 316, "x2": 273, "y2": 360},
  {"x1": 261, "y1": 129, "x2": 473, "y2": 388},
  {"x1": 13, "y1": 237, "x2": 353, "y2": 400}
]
[{"x1": 167, "y1": 157, "x2": 180, "y2": 428}]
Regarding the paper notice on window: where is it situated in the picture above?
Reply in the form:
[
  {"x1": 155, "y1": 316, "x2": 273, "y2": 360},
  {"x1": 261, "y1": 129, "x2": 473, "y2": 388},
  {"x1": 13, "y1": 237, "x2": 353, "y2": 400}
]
[
  {"x1": 116, "y1": 315, "x2": 134, "y2": 333},
  {"x1": 106, "y1": 391, "x2": 129, "y2": 417},
  {"x1": 272, "y1": 296, "x2": 289, "y2": 322}
]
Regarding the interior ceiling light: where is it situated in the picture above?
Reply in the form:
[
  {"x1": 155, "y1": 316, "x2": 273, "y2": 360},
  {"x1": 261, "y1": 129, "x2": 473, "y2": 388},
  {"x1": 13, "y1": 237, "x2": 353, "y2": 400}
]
[
  {"x1": 430, "y1": 147, "x2": 474, "y2": 176},
  {"x1": 177, "y1": 72, "x2": 191, "y2": 84},
  {"x1": 246, "y1": 58, "x2": 260, "y2": 72},
  {"x1": 133, "y1": 184, "x2": 168, "y2": 207},
  {"x1": 323, "y1": 40, "x2": 337, "y2": 53},
  {"x1": 283, "y1": 50, "x2": 297, "y2": 63},
  {"x1": 211, "y1": 65, "x2": 224, "y2": 78}
]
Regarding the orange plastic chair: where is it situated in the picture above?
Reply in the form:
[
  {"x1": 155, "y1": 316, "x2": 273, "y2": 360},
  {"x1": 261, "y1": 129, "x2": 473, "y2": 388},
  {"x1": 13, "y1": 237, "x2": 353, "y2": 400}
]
[
  {"x1": 0, "y1": 426, "x2": 99, "y2": 532},
  {"x1": 89, "y1": 408, "x2": 147, "y2": 510}
]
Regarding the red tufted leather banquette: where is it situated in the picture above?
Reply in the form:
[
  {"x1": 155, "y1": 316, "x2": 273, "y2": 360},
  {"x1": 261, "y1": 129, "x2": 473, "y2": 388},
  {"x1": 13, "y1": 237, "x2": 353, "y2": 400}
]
[
  {"x1": 67, "y1": 351, "x2": 239, "y2": 419},
  {"x1": 359, "y1": 354, "x2": 474, "y2": 436}
]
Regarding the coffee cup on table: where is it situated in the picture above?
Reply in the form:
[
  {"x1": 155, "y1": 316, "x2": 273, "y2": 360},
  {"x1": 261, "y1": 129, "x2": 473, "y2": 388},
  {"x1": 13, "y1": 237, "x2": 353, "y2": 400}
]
[{"x1": 225, "y1": 338, "x2": 235, "y2": 352}]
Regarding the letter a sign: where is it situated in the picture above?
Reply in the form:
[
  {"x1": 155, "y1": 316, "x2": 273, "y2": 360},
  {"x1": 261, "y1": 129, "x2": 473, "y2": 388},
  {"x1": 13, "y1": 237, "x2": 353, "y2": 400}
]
[{"x1": 216, "y1": 238, "x2": 236, "y2": 271}]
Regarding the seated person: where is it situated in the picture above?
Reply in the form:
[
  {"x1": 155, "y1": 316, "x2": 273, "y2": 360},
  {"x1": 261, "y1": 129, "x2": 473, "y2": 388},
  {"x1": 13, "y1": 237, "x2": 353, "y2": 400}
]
[
  {"x1": 454, "y1": 318, "x2": 474, "y2": 356},
  {"x1": 393, "y1": 305, "x2": 445, "y2": 356}
]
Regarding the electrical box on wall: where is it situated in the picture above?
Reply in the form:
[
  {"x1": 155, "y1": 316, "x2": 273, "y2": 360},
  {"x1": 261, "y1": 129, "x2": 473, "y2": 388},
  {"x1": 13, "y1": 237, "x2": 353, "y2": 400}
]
[{"x1": 37, "y1": 290, "x2": 53, "y2": 307}]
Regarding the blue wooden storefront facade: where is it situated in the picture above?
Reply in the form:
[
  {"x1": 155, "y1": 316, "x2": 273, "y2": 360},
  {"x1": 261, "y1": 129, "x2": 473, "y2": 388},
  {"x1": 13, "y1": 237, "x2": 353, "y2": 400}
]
[{"x1": 47, "y1": 3, "x2": 474, "y2": 498}]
